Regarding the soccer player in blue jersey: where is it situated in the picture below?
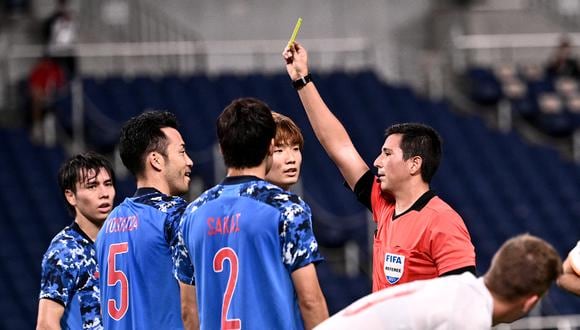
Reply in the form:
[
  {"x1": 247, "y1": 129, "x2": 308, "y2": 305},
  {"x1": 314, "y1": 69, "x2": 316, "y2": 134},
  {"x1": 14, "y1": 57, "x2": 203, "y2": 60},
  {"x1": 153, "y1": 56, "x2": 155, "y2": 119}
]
[
  {"x1": 175, "y1": 98, "x2": 329, "y2": 329},
  {"x1": 96, "y1": 111, "x2": 197, "y2": 329},
  {"x1": 37, "y1": 152, "x2": 115, "y2": 330}
]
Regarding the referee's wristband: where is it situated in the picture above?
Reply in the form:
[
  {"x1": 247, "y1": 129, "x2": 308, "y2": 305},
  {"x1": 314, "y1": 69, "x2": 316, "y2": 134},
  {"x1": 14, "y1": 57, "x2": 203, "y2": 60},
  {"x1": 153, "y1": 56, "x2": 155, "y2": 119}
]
[{"x1": 292, "y1": 73, "x2": 312, "y2": 90}]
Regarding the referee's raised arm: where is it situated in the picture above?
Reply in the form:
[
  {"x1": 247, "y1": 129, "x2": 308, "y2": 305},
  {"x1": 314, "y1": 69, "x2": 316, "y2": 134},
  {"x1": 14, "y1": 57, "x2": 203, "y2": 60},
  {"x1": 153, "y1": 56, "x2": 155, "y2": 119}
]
[{"x1": 283, "y1": 42, "x2": 369, "y2": 191}]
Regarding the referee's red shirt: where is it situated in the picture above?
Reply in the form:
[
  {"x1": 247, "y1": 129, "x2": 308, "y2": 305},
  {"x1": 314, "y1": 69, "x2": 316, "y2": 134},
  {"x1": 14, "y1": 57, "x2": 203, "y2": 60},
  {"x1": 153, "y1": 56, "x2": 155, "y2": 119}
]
[{"x1": 370, "y1": 180, "x2": 475, "y2": 291}]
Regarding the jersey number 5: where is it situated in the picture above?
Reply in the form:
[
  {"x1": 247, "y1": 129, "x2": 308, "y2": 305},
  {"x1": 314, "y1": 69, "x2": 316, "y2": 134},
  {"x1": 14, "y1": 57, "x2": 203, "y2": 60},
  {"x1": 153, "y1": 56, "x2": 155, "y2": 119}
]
[
  {"x1": 213, "y1": 247, "x2": 241, "y2": 330},
  {"x1": 107, "y1": 242, "x2": 129, "y2": 321}
]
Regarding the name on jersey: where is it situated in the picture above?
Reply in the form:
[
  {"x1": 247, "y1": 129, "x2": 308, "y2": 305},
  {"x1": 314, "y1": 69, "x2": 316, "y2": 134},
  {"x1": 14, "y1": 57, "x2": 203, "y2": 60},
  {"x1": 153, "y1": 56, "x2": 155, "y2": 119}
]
[
  {"x1": 207, "y1": 213, "x2": 241, "y2": 236},
  {"x1": 105, "y1": 215, "x2": 139, "y2": 233}
]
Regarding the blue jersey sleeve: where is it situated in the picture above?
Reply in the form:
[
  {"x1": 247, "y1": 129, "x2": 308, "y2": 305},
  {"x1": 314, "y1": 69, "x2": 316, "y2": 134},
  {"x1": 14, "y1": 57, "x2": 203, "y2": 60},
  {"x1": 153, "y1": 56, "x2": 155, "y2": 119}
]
[
  {"x1": 173, "y1": 214, "x2": 195, "y2": 285},
  {"x1": 39, "y1": 244, "x2": 79, "y2": 306},
  {"x1": 162, "y1": 197, "x2": 195, "y2": 285},
  {"x1": 39, "y1": 237, "x2": 103, "y2": 329},
  {"x1": 280, "y1": 198, "x2": 324, "y2": 272}
]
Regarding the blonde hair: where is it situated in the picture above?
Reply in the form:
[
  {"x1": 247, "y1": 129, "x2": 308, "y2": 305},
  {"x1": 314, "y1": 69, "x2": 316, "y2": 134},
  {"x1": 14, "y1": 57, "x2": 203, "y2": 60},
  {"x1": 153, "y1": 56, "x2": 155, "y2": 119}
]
[{"x1": 272, "y1": 112, "x2": 304, "y2": 150}]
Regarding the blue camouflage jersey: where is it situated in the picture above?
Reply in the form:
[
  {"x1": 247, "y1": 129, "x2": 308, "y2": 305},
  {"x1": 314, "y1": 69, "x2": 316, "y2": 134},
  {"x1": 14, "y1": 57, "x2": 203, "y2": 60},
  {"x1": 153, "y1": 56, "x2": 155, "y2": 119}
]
[
  {"x1": 96, "y1": 187, "x2": 192, "y2": 330},
  {"x1": 39, "y1": 222, "x2": 102, "y2": 330},
  {"x1": 175, "y1": 176, "x2": 323, "y2": 330}
]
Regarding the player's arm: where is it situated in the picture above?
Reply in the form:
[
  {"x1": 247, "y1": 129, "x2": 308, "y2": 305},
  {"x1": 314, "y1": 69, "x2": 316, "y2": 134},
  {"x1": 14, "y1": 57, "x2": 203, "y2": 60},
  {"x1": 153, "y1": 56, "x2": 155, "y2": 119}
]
[
  {"x1": 281, "y1": 199, "x2": 329, "y2": 328},
  {"x1": 170, "y1": 209, "x2": 200, "y2": 328},
  {"x1": 36, "y1": 298, "x2": 64, "y2": 330},
  {"x1": 38, "y1": 243, "x2": 79, "y2": 330},
  {"x1": 558, "y1": 273, "x2": 580, "y2": 296},
  {"x1": 179, "y1": 282, "x2": 199, "y2": 330},
  {"x1": 283, "y1": 42, "x2": 369, "y2": 190},
  {"x1": 292, "y1": 264, "x2": 329, "y2": 329}
]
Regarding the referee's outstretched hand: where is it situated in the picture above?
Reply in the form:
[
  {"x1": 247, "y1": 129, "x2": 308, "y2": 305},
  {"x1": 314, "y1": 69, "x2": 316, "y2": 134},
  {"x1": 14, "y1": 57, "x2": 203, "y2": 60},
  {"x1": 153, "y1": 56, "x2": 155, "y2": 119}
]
[{"x1": 283, "y1": 41, "x2": 309, "y2": 81}]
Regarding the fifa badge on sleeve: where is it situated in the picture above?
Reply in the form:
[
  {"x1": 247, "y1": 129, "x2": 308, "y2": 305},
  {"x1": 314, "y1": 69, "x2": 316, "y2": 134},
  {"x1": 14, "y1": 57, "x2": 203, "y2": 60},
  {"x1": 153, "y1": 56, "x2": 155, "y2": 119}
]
[{"x1": 384, "y1": 253, "x2": 405, "y2": 285}]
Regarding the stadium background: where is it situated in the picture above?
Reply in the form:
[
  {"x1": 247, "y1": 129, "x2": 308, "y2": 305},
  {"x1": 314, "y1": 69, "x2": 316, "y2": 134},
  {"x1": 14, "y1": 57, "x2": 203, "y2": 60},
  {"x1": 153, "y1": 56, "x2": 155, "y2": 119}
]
[{"x1": 1, "y1": 0, "x2": 579, "y2": 328}]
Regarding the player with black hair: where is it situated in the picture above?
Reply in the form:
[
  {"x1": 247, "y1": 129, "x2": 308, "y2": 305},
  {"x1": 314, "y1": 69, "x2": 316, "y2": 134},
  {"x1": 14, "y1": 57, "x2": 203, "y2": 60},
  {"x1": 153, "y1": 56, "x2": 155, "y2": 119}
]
[
  {"x1": 283, "y1": 42, "x2": 476, "y2": 291},
  {"x1": 175, "y1": 98, "x2": 328, "y2": 329},
  {"x1": 37, "y1": 152, "x2": 115, "y2": 329},
  {"x1": 96, "y1": 111, "x2": 197, "y2": 329}
]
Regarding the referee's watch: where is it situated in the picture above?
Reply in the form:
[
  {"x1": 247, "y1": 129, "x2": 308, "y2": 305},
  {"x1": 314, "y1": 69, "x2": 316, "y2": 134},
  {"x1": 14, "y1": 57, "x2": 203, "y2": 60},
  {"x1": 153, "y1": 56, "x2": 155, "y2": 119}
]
[{"x1": 292, "y1": 73, "x2": 312, "y2": 90}]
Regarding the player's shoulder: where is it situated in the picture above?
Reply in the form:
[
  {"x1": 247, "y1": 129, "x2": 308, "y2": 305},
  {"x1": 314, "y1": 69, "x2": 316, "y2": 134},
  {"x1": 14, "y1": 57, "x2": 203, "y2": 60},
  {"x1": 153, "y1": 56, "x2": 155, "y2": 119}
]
[
  {"x1": 184, "y1": 184, "x2": 225, "y2": 215},
  {"x1": 436, "y1": 273, "x2": 489, "y2": 305},
  {"x1": 446, "y1": 274, "x2": 492, "y2": 328},
  {"x1": 43, "y1": 226, "x2": 94, "y2": 269},
  {"x1": 134, "y1": 191, "x2": 188, "y2": 214},
  {"x1": 244, "y1": 180, "x2": 308, "y2": 211},
  {"x1": 423, "y1": 195, "x2": 462, "y2": 219},
  {"x1": 46, "y1": 225, "x2": 89, "y2": 253}
]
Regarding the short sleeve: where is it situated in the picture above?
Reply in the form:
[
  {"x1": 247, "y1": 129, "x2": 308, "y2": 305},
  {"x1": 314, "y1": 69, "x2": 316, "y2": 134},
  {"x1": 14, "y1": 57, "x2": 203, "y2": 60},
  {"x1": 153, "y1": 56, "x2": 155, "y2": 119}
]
[
  {"x1": 173, "y1": 214, "x2": 195, "y2": 285},
  {"x1": 280, "y1": 200, "x2": 324, "y2": 272},
  {"x1": 39, "y1": 245, "x2": 79, "y2": 306},
  {"x1": 429, "y1": 210, "x2": 476, "y2": 275},
  {"x1": 352, "y1": 170, "x2": 375, "y2": 211}
]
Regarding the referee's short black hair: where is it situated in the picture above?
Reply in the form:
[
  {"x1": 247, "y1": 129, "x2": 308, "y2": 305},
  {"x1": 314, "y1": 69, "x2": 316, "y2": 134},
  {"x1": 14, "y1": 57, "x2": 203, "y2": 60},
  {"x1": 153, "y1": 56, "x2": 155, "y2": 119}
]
[
  {"x1": 119, "y1": 111, "x2": 179, "y2": 176},
  {"x1": 58, "y1": 151, "x2": 115, "y2": 216},
  {"x1": 386, "y1": 123, "x2": 442, "y2": 183},
  {"x1": 217, "y1": 98, "x2": 276, "y2": 169}
]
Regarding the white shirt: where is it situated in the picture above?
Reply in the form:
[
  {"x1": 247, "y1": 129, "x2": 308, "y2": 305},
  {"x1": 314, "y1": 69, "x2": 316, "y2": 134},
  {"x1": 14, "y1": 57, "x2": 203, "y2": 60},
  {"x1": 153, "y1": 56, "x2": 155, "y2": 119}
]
[{"x1": 315, "y1": 273, "x2": 493, "y2": 330}]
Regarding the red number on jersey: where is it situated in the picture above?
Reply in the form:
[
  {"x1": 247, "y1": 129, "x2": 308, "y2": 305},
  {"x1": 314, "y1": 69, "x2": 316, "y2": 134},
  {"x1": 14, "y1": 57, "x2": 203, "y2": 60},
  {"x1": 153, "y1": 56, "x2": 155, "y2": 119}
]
[
  {"x1": 213, "y1": 247, "x2": 241, "y2": 330},
  {"x1": 107, "y1": 242, "x2": 129, "y2": 320}
]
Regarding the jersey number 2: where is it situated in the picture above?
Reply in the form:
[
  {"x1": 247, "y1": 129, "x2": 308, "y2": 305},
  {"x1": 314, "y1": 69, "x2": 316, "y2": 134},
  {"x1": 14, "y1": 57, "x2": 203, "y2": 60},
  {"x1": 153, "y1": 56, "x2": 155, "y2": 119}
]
[
  {"x1": 213, "y1": 247, "x2": 241, "y2": 330},
  {"x1": 107, "y1": 242, "x2": 129, "y2": 320}
]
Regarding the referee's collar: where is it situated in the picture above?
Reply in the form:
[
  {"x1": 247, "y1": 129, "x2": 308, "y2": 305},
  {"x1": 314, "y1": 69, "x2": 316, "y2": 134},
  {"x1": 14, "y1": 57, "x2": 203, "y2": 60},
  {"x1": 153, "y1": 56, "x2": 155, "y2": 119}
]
[
  {"x1": 392, "y1": 190, "x2": 436, "y2": 220},
  {"x1": 134, "y1": 187, "x2": 163, "y2": 197}
]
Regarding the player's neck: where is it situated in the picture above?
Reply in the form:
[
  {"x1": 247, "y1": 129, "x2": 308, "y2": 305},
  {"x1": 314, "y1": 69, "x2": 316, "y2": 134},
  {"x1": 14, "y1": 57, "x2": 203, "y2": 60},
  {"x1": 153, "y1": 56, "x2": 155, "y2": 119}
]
[
  {"x1": 485, "y1": 280, "x2": 530, "y2": 326},
  {"x1": 75, "y1": 216, "x2": 102, "y2": 242},
  {"x1": 227, "y1": 166, "x2": 266, "y2": 179},
  {"x1": 489, "y1": 295, "x2": 521, "y2": 326},
  {"x1": 393, "y1": 182, "x2": 430, "y2": 215},
  {"x1": 136, "y1": 174, "x2": 171, "y2": 196}
]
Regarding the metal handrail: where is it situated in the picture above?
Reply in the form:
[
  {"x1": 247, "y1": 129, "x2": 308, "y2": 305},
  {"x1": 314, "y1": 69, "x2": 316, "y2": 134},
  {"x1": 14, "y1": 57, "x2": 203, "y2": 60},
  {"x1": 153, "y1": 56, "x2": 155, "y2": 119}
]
[
  {"x1": 7, "y1": 38, "x2": 369, "y2": 59},
  {"x1": 453, "y1": 32, "x2": 580, "y2": 50}
]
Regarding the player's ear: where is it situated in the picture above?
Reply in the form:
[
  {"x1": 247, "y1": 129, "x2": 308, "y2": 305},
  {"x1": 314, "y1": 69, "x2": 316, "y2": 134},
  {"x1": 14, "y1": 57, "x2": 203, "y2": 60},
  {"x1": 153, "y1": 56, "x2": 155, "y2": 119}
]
[
  {"x1": 268, "y1": 138, "x2": 275, "y2": 156},
  {"x1": 148, "y1": 152, "x2": 164, "y2": 171},
  {"x1": 64, "y1": 189, "x2": 76, "y2": 207},
  {"x1": 408, "y1": 156, "x2": 422, "y2": 175},
  {"x1": 521, "y1": 294, "x2": 539, "y2": 314}
]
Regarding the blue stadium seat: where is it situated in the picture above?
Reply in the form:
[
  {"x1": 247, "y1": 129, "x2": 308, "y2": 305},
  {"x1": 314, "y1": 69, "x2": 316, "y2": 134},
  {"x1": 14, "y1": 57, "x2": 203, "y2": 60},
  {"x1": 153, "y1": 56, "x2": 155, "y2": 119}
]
[{"x1": 4, "y1": 71, "x2": 580, "y2": 325}]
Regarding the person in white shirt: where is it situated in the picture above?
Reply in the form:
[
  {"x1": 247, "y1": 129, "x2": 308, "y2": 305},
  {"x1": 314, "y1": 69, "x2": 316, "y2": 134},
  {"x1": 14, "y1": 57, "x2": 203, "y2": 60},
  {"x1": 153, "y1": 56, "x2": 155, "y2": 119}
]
[
  {"x1": 558, "y1": 240, "x2": 580, "y2": 296},
  {"x1": 315, "y1": 234, "x2": 562, "y2": 330}
]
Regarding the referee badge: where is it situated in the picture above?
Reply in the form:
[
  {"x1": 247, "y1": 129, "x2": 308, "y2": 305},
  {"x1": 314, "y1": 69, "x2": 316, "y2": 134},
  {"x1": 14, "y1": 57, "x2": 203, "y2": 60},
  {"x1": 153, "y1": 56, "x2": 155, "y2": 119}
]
[{"x1": 384, "y1": 253, "x2": 405, "y2": 284}]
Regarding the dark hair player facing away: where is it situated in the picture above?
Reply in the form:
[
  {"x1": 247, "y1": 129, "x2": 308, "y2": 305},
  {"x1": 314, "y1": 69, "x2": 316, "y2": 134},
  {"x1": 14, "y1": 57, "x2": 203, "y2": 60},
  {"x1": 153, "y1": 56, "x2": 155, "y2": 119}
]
[{"x1": 175, "y1": 98, "x2": 329, "y2": 329}]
